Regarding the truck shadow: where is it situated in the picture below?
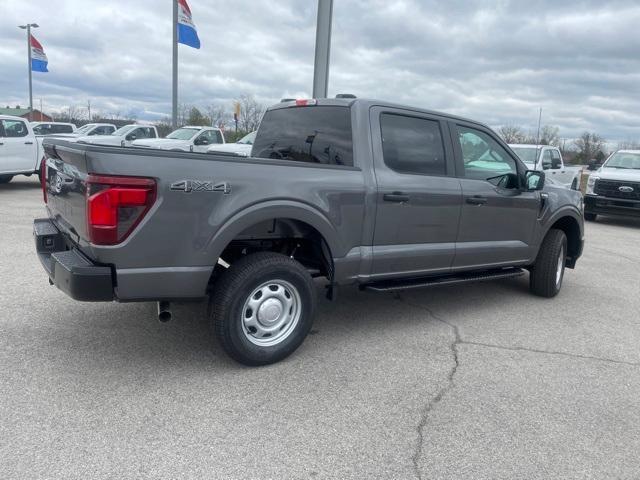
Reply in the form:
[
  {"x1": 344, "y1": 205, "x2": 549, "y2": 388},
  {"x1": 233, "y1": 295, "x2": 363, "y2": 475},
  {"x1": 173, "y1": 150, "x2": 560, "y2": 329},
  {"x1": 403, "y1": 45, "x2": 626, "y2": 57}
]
[
  {"x1": 46, "y1": 276, "x2": 535, "y2": 374},
  {"x1": 0, "y1": 177, "x2": 41, "y2": 192},
  {"x1": 590, "y1": 216, "x2": 640, "y2": 229}
]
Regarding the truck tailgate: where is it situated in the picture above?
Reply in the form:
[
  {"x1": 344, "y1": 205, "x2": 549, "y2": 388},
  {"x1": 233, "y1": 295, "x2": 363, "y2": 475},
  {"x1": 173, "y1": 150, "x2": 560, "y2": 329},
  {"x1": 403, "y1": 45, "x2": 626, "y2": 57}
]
[{"x1": 43, "y1": 141, "x2": 91, "y2": 245}]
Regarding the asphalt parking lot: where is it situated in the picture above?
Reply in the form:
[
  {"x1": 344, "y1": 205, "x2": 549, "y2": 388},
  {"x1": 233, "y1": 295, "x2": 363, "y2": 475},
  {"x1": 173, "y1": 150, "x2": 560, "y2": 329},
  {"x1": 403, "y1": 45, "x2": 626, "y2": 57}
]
[{"x1": 1, "y1": 176, "x2": 639, "y2": 480}]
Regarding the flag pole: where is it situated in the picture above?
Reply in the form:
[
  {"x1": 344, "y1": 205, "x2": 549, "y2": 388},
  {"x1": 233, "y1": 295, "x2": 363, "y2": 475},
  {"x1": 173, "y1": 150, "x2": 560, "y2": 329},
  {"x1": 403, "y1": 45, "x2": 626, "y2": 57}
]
[
  {"x1": 172, "y1": 0, "x2": 178, "y2": 128},
  {"x1": 27, "y1": 24, "x2": 33, "y2": 121}
]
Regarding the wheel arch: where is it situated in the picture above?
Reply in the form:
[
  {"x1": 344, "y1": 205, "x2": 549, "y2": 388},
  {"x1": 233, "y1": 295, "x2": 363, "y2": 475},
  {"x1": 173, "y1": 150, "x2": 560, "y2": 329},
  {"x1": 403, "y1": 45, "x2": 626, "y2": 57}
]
[
  {"x1": 205, "y1": 200, "x2": 343, "y2": 275},
  {"x1": 542, "y1": 211, "x2": 583, "y2": 268}
]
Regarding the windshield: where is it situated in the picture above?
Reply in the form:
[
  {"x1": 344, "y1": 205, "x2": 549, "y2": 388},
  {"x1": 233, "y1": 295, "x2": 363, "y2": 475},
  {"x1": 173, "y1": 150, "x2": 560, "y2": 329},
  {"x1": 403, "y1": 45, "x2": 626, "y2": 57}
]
[
  {"x1": 166, "y1": 128, "x2": 199, "y2": 140},
  {"x1": 510, "y1": 147, "x2": 539, "y2": 165},
  {"x1": 237, "y1": 131, "x2": 257, "y2": 145},
  {"x1": 112, "y1": 125, "x2": 137, "y2": 136},
  {"x1": 75, "y1": 124, "x2": 95, "y2": 134},
  {"x1": 604, "y1": 152, "x2": 640, "y2": 170}
]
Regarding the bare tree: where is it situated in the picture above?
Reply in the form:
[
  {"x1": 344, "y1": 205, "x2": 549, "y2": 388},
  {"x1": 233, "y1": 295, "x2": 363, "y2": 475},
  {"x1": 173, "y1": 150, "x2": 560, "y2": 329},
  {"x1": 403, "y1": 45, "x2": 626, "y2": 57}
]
[
  {"x1": 498, "y1": 124, "x2": 525, "y2": 143},
  {"x1": 236, "y1": 94, "x2": 266, "y2": 133},
  {"x1": 574, "y1": 132, "x2": 606, "y2": 162},
  {"x1": 205, "y1": 104, "x2": 227, "y2": 128},
  {"x1": 617, "y1": 139, "x2": 640, "y2": 150},
  {"x1": 539, "y1": 125, "x2": 560, "y2": 146}
]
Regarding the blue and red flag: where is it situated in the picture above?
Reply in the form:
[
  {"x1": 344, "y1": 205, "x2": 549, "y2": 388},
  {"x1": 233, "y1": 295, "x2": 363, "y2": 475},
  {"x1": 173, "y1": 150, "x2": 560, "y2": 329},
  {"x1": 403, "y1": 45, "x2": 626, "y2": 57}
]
[
  {"x1": 30, "y1": 35, "x2": 48, "y2": 72},
  {"x1": 177, "y1": 0, "x2": 200, "y2": 49}
]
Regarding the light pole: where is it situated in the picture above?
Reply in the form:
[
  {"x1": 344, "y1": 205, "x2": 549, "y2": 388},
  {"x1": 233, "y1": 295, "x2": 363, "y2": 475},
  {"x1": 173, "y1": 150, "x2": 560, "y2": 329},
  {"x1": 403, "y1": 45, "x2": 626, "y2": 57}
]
[
  {"x1": 172, "y1": 0, "x2": 178, "y2": 128},
  {"x1": 312, "y1": 0, "x2": 333, "y2": 99},
  {"x1": 18, "y1": 23, "x2": 39, "y2": 121}
]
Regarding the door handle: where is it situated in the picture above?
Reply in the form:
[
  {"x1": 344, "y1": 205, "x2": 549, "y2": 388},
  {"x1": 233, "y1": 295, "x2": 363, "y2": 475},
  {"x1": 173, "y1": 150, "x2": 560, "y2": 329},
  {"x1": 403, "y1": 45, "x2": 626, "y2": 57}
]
[
  {"x1": 25, "y1": 141, "x2": 34, "y2": 145},
  {"x1": 383, "y1": 192, "x2": 410, "y2": 203},
  {"x1": 466, "y1": 195, "x2": 487, "y2": 205}
]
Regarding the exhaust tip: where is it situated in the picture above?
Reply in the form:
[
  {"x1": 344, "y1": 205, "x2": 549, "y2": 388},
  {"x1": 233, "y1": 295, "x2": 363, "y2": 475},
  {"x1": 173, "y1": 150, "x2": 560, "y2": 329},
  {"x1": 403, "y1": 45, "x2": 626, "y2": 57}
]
[{"x1": 157, "y1": 301, "x2": 172, "y2": 323}]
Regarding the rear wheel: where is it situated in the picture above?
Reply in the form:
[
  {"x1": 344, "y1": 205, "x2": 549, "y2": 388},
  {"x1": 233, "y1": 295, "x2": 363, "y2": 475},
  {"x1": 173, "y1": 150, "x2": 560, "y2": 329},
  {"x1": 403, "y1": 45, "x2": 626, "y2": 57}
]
[
  {"x1": 0, "y1": 175, "x2": 13, "y2": 184},
  {"x1": 211, "y1": 252, "x2": 316, "y2": 366},
  {"x1": 530, "y1": 229, "x2": 567, "y2": 298},
  {"x1": 584, "y1": 212, "x2": 597, "y2": 221}
]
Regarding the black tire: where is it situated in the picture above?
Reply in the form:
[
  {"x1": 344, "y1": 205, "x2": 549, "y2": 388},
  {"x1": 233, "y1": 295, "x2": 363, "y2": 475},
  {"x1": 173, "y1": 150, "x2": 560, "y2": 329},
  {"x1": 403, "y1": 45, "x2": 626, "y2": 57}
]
[
  {"x1": 0, "y1": 175, "x2": 13, "y2": 184},
  {"x1": 584, "y1": 212, "x2": 597, "y2": 221},
  {"x1": 530, "y1": 229, "x2": 567, "y2": 298},
  {"x1": 211, "y1": 252, "x2": 316, "y2": 366}
]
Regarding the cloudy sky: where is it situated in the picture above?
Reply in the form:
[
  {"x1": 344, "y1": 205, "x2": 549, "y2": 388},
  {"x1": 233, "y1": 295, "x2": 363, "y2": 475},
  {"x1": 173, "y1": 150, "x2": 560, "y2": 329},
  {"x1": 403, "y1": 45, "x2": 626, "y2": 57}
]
[{"x1": 1, "y1": 0, "x2": 639, "y2": 141}]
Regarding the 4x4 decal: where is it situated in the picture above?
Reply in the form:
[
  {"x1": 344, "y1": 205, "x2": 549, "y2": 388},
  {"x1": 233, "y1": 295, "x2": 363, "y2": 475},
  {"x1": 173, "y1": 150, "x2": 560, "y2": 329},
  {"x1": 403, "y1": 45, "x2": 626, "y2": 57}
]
[{"x1": 170, "y1": 180, "x2": 231, "y2": 194}]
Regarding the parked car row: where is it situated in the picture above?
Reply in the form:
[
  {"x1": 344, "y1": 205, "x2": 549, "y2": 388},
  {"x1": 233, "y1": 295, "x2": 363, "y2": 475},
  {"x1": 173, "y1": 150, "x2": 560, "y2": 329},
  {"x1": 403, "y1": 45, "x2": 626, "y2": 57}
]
[{"x1": 0, "y1": 115, "x2": 256, "y2": 183}]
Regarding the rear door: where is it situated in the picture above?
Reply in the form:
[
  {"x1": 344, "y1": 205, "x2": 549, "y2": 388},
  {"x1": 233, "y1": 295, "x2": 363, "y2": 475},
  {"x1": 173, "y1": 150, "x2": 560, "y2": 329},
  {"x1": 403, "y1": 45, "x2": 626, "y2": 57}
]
[
  {"x1": 0, "y1": 118, "x2": 36, "y2": 174},
  {"x1": 451, "y1": 122, "x2": 540, "y2": 269},
  {"x1": 370, "y1": 107, "x2": 461, "y2": 279}
]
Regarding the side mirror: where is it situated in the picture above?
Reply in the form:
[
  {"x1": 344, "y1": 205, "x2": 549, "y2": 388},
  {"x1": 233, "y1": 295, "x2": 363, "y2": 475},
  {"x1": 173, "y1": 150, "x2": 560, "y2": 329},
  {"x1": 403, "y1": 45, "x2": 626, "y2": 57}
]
[
  {"x1": 525, "y1": 170, "x2": 545, "y2": 191},
  {"x1": 126, "y1": 134, "x2": 137, "y2": 141},
  {"x1": 198, "y1": 138, "x2": 209, "y2": 145},
  {"x1": 551, "y1": 158, "x2": 562, "y2": 169}
]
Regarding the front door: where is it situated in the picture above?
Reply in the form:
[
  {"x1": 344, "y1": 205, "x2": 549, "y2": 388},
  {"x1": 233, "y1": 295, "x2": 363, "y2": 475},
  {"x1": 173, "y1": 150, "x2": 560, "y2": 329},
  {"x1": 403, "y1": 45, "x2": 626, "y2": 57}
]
[
  {"x1": 451, "y1": 122, "x2": 541, "y2": 269},
  {"x1": 370, "y1": 107, "x2": 462, "y2": 280},
  {"x1": 0, "y1": 118, "x2": 36, "y2": 174}
]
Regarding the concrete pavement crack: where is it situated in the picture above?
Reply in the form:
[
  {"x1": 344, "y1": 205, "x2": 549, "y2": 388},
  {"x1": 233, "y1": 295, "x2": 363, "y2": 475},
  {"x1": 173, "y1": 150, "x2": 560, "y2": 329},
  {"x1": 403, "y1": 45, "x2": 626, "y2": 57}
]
[
  {"x1": 398, "y1": 296, "x2": 461, "y2": 480},
  {"x1": 462, "y1": 340, "x2": 640, "y2": 367},
  {"x1": 397, "y1": 295, "x2": 640, "y2": 479}
]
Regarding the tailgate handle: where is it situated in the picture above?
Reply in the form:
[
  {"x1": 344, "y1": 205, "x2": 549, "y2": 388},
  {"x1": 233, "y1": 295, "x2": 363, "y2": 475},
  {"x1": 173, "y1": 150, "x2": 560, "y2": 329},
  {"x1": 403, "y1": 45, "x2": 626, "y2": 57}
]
[
  {"x1": 25, "y1": 141, "x2": 34, "y2": 145},
  {"x1": 383, "y1": 192, "x2": 410, "y2": 203},
  {"x1": 466, "y1": 195, "x2": 488, "y2": 205}
]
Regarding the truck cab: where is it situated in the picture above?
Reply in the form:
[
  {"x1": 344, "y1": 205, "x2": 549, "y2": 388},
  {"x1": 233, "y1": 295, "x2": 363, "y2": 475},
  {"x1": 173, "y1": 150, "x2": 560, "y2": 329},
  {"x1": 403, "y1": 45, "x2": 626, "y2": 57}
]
[
  {"x1": 0, "y1": 115, "x2": 41, "y2": 184},
  {"x1": 77, "y1": 124, "x2": 158, "y2": 147},
  {"x1": 509, "y1": 144, "x2": 581, "y2": 190},
  {"x1": 132, "y1": 126, "x2": 225, "y2": 152}
]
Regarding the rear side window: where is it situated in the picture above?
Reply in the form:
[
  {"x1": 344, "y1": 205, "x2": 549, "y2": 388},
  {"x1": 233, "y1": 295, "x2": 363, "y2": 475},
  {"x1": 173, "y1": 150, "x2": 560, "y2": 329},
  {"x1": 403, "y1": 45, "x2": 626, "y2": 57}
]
[
  {"x1": 252, "y1": 106, "x2": 353, "y2": 167},
  {"x1": 51, "y1": 124, "x2": 74, "y2": 134},
  {"x1": 380, "y1": 113, "x2": 446, "y2": 175}
]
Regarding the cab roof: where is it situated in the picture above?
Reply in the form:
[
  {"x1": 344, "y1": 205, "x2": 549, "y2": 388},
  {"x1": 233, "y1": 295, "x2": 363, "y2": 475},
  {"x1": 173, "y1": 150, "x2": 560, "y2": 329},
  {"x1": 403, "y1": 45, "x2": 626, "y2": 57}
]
[{"x1": 267, "y1": 97, "x2": 491, "y2": 130}]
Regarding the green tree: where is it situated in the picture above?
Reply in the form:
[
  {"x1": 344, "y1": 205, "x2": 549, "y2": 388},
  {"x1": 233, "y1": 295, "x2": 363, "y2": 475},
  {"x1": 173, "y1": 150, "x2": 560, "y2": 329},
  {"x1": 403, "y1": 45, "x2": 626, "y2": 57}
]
[{"x1": 187, "y1": 107, "x2": 208, "y2": 126}]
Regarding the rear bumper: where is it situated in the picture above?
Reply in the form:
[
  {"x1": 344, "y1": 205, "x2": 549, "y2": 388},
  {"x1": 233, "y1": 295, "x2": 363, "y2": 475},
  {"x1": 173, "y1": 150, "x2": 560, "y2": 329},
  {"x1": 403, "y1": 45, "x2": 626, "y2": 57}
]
[
  {"x1": 34, "y1": 218, "x2": 114, "y2": 301},
  {"x1": 584, "y1": 194, "x2": 640, "y2": 218}
]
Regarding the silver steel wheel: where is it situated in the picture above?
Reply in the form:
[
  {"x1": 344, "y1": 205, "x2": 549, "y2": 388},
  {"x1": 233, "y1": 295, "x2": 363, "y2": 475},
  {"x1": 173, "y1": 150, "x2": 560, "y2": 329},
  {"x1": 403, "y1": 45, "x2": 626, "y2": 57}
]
[
  {"x1": 241, "y1": 280, "x2": 302, "y2": 347},
  {"x1": 556, "y1": 245, "x2": 565, "y2": 287}
]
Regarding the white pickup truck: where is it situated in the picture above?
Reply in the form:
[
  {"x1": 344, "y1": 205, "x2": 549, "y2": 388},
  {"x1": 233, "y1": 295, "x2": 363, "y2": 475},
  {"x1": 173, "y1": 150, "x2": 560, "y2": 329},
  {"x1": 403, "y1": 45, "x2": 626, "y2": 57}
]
[
  {"x1": 0, "y1": 115, "x2": 43, "y2": 184},
  {"x1": 77, "y1": 124, "x2": 159, "y2": 147},
  {"x1": 55, "y1": 123, "x2": 117, "y2": 139},
  {"x1": 133, "y1": 126, "x2": 224, "y2": 152},
  {"x1": 509, "y1": 144, "x2": 582, "y2": 190}
]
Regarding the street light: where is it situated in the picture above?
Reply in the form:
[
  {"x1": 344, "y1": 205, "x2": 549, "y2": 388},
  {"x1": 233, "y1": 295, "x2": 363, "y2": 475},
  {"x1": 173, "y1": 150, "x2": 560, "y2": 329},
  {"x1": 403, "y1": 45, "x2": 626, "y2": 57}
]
[{"x1": 18, "y1": 23, "x2": 39, "y2": 121}]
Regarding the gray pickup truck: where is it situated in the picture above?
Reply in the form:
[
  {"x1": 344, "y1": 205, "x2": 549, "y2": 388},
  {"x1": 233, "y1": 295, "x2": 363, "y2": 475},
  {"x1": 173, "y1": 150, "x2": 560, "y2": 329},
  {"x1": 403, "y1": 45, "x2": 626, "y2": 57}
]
[{"x1": 34, "y1": 98, "x2": 584, "y2": 365}]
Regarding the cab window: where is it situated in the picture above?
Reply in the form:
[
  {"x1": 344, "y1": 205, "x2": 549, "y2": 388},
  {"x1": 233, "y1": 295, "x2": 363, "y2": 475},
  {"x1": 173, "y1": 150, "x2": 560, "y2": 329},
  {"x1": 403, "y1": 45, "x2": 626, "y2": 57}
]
[
  {"x1": 456, "y1": 125, "x2": 517, "y2": 181},
  {"x1": 380, "y1": 113, "x2": 447, "y2": 176},
  {"x1": 2, "y1": 119, "x2": 28, "y2": 138},
  {"x1": 542, "y1": 150, "x2": 553, "y2": 170}
]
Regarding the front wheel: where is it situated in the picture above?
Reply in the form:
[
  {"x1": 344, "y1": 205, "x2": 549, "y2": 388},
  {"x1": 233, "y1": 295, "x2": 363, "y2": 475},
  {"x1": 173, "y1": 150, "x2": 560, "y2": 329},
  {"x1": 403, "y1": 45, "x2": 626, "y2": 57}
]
[
  {"x1": 0, "y1": 175, "x2": 13, "y2": 184},
  {"x1": 211, "y1": 252, "x2": 317, "y2": 366},
  {"x1": 530, "y1": 229, "x2": 567, "y2": 298}
]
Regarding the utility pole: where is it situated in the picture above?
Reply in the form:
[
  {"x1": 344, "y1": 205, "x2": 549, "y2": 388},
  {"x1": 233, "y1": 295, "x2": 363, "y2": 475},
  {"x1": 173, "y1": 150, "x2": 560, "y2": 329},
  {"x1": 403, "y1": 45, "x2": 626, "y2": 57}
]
[
  {"x1": 312, "y1": 0, "x2": 333, "y2": 99},
  {"x1": 172, "y1": 0, "x2": 178, "y2": 128},
  {"x1": 87, "y1": 100, "x2": 91, "y2": 120},
  {"x1": 39, "y1": 98, "x2": 43, "y2": 121},
  {"x1": 18, "y1": 23, "x2": 39, "y2": 121}
]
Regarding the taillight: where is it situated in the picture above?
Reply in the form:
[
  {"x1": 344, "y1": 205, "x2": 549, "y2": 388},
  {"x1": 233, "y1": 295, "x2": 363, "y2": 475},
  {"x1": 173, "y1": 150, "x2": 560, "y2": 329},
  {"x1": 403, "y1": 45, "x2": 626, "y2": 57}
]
[
  {"x1": 40, "y1": 157, "x2": 47, "y2": 204},
  {"x1": 86, "y1": 175, "x2": 156, "y2": 245}
]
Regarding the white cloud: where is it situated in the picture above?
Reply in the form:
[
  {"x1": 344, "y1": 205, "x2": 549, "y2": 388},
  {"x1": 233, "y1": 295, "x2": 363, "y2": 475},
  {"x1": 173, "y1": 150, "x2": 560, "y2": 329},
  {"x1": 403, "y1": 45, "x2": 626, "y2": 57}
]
[{"x1": 1, "y1": 0, "x2": 639, "y2": 140}]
